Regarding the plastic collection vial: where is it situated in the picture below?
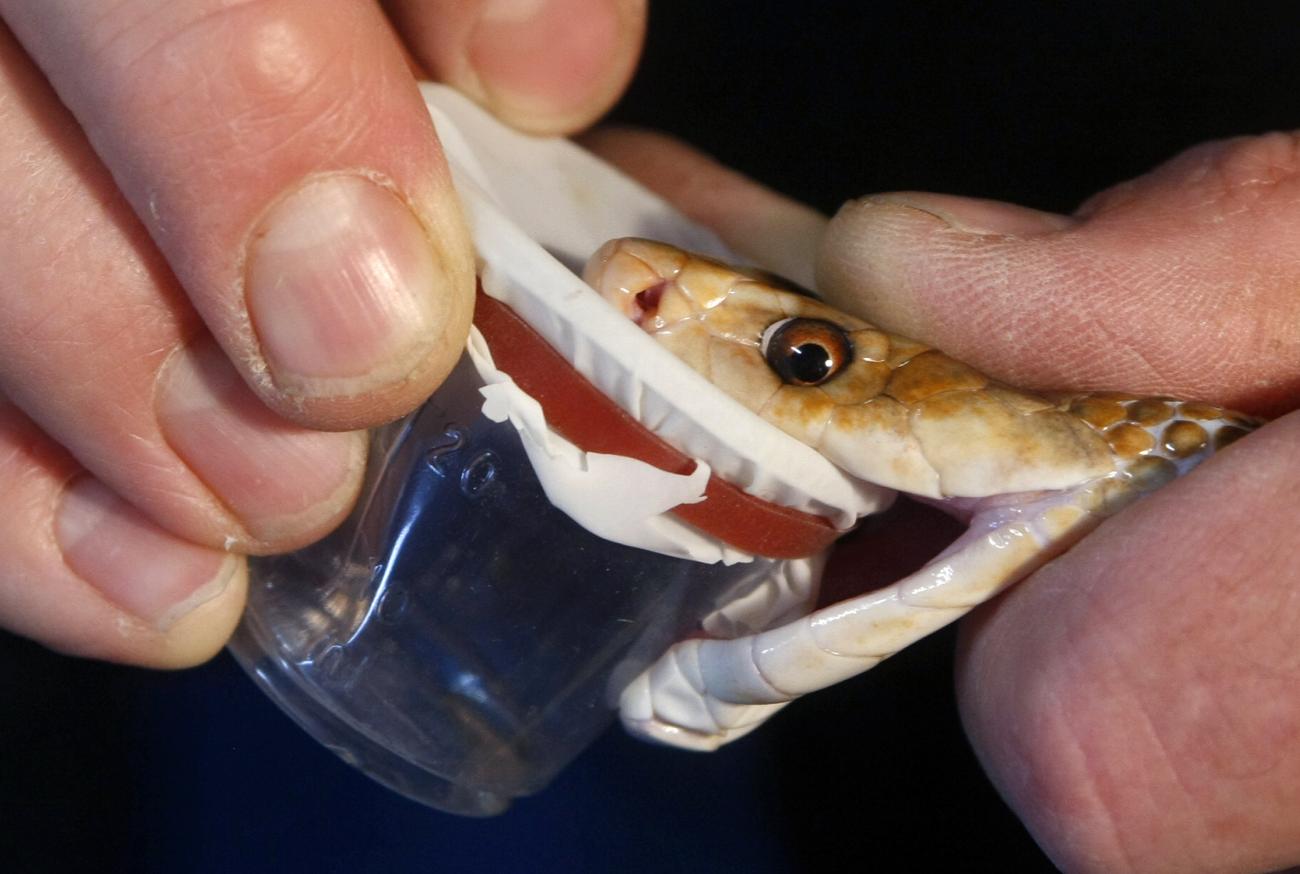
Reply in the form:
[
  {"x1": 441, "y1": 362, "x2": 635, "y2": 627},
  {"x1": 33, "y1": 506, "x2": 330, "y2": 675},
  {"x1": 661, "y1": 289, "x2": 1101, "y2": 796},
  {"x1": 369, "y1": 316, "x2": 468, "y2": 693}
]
[
  {"x1": 228, "y1": 353, "x2": 778, "y2": 815},
  {"x1": 225, "y1": 83, "x2": 862, "y2": 816}
]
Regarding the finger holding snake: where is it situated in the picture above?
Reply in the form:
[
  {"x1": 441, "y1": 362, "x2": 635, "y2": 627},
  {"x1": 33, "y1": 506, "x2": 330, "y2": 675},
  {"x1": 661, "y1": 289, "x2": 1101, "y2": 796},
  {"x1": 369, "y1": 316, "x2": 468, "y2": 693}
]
[{"x1": 584, "y1": 127, "x2": 1300, "y2": 873}]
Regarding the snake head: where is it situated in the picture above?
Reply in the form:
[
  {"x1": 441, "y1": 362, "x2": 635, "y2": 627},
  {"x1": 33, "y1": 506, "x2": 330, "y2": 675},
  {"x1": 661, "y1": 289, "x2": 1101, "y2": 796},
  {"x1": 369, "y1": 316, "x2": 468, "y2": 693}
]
[
  {"x1": 584, "y1": 237, "x2": 908, "y2": 466},
  {"x1": 584, "y1": 238, "x2": 1121, "y2": 500},
  {"x1": 583, "y1": 238, "x2": 889, "y2": 446}
]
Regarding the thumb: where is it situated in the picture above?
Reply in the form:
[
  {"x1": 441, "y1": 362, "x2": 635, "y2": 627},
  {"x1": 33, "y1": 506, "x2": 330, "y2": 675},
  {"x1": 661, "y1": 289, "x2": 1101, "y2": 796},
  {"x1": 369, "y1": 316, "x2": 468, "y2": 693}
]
[{"x1": 816, "y1": 134, "x2": 1300, "y2": 417}]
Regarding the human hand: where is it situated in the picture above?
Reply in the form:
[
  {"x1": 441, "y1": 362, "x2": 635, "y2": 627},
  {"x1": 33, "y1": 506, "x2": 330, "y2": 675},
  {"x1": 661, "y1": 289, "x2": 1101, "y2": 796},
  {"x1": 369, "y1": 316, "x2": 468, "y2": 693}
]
[
  {"x1": 0, "y1": 1, "x2": 644, "y2": 667},
  {"x1": 585, "y1": 127, "x2": 1300, "y2": 872}
]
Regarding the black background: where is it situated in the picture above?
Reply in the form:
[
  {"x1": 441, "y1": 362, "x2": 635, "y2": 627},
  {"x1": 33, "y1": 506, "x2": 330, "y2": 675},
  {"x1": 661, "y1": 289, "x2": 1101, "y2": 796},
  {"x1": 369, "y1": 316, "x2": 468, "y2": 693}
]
[{"x1": 4, "y1": 4, "x2": 1298, "y2": 872}]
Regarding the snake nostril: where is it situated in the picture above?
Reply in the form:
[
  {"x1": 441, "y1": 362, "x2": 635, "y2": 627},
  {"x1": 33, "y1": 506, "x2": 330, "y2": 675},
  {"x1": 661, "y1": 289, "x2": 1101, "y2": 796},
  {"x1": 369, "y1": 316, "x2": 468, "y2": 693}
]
[{"x1": 633, "y1": 282, "x2": 667, "y2": 326}]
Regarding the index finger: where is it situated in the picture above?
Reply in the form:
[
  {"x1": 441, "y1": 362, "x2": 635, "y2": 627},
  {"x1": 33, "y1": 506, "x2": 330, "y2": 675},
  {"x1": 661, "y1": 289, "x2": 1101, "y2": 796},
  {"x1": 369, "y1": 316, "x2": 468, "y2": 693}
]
[{"x1": 0, "y1": 0, "x2": 474, "y2": 429}]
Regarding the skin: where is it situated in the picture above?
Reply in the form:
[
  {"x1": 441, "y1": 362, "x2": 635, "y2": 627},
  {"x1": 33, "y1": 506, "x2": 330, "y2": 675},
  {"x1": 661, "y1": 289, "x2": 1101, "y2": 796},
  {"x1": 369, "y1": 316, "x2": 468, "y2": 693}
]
[
  {"x1": 582, "y1": 127, "x2": 1300, "y2": 873},
  {"x1": 0, "y1": 0, "x2": 645, "y2": 667}
]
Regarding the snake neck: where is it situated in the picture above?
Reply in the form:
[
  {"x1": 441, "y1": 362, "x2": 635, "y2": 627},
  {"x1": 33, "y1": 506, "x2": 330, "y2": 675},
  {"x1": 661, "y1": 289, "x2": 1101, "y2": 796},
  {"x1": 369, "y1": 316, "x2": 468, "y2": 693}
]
[{"x1": 1048, "y1": 390, "x2": 1263, "y2": 489}]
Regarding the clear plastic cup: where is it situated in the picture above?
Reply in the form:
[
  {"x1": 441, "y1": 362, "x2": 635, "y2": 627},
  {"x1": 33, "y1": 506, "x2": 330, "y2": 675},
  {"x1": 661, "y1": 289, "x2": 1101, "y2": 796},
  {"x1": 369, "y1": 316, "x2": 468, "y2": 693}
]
[{"x1": 228, "y1": 353, "x2": 776, "y2": 815}]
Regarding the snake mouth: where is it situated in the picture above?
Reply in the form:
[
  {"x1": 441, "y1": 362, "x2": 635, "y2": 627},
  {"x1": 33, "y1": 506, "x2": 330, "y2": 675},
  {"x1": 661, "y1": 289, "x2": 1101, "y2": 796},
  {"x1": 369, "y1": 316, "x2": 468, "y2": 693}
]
[{"x1": 632, "y1": 281, "x2": 667, "y2": 326}]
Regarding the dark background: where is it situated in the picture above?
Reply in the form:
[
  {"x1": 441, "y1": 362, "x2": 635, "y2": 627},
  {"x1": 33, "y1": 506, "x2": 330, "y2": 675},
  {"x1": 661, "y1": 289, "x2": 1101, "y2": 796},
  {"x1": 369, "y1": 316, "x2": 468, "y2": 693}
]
[{"x1": 4, "y1": 4, "x2": 1297, "y2": 872}]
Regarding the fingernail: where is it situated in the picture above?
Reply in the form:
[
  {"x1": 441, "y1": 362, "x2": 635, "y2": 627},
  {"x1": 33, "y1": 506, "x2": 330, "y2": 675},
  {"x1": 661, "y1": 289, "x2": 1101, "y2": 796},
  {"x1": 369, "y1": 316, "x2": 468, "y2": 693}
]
[
  {"x1": 156, "y1": 336, "x2": 365, "y2": 545},
  {"x1": 246, "y1": 174, "x2": 440, "y2": 395},
  {"x1": 469, "y1": 0, "x2": 624, "y2": 127},
  {"x1": 861, "y1": 193, "x2": 1075, "y2": 237},
  {"x1": 57, "y1": 478, "x2": 236, "y2": 630}
]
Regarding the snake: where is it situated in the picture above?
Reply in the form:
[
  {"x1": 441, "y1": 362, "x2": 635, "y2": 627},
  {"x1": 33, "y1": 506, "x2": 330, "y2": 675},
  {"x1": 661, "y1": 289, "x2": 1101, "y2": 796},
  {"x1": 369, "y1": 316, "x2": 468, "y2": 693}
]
[{"x1": 581, "y1": 237, "x2": 1264, "y2": 750}]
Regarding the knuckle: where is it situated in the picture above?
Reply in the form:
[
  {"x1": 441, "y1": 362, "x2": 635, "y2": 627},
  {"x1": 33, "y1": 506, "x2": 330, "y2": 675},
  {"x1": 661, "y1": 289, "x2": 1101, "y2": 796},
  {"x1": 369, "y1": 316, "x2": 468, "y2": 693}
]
[
  {"x1": 1083, "y1": 131, "x2": 1300, "y2": 219},
  {"x1": 1191, "y1": 130, "x2": 1300, "y2": 189}
]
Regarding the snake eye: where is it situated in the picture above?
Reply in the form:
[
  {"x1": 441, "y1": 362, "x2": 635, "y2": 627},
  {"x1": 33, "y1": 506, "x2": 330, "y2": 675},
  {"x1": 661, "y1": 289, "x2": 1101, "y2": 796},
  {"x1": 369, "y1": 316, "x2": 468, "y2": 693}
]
[{"x1": 760, "y1": 318, "x2": 853, "y2": 386}]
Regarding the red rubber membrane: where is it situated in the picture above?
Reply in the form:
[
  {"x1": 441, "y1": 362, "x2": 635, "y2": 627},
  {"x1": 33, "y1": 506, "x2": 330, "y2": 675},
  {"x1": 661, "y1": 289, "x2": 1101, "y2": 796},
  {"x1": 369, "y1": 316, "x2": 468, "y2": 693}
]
[{"x1": 474, "y1": 289, "x2": 842, "y2": 558}]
